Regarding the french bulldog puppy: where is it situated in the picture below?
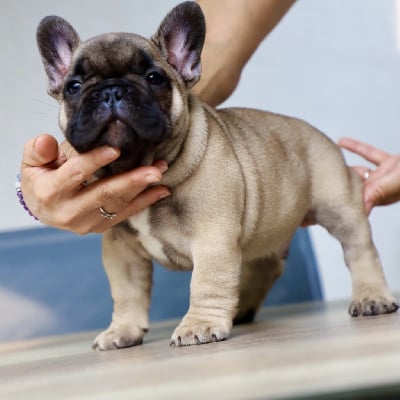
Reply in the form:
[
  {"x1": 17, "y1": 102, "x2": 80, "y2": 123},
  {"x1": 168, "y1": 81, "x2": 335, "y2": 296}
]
[{"x1": 37, "y1": 1, "x2": 398, "y2": 349}]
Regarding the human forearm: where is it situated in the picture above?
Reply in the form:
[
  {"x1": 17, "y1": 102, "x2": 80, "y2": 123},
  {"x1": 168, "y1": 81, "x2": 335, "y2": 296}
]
[{"x1": 194, "y1": 0, "x2": 296, "y2": 106}]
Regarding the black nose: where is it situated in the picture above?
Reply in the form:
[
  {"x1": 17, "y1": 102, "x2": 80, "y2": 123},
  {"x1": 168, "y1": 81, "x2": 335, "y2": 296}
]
[{"x1": 101, "y1": 87, "x2": 123, "y2": 106}]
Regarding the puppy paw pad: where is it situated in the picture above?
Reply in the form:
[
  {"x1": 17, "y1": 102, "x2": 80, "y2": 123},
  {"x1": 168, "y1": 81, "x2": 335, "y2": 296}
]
[
  {"x1": 348, "y1": 296, "x2": 399, "y2": 317},
  {"x1": 92, "y1": 326, "x2": 146, "y2": 351},
  {"x1": 170, "y1": 320, "x2": 229, "y2": 347}
]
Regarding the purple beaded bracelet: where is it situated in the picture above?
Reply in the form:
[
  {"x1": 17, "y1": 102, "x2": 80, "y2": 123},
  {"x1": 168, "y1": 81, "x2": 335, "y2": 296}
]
[{"x1": 15, "y1": 174, "x2": 39, "y2": 221}]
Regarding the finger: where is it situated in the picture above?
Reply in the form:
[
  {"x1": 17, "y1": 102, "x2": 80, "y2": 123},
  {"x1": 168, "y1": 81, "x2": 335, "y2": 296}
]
[
  {"x1": 338, "y1": 137, "x2": 389, "y2": 166},
  {"x1": 82, "y1": 166, "x2": 166, "y2": 211},
  {"x1": 22, "y1": 134, "x2": 59, "y2": 168},
  {"x1": 152, "y1": 159, "x2": 169, "y2": 173},
  {"x1": 59, "y1": 140, "x2": 78, "y2": 160},
  {"x1": 121, "y1": 186, "x2": 171, "y2": 217},
  {"x1": 50, "y1": 140, "x2": 78, "y2": 168},
  {"x1": 351, "y1": 166, "x2": 372, "y2": 182},
  {"x1": 89, "y1": 186, "x2": 171, "y2": 233},
  {"x1": 364, "y1": 174, "x2": 400, "y2": 210},
  {"x1": 54, "y1": 146, "x2": 121, "y2": 190},
  {"x1": 48, "y1": 161, "x2": 169, "y2": 233},
  {"x1": 47, "y1": 140, "x2": 78, "y2": 169}
]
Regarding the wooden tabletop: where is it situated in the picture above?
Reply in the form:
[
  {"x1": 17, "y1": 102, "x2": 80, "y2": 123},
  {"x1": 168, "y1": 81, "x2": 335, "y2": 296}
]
[{"x1": 1, "y1": 299, "x2": 400, "y2": 400}]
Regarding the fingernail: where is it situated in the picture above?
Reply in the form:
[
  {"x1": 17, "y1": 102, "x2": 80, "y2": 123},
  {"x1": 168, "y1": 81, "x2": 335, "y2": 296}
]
[
  {"x1": 104, "y1": 147, "x2": 120, "y2": 159},
  {"x1": 145, "y1": 173, "x2": 161, "y2": 184},
  {"x1": 159, "y1": 190, "x2": 171, "y2": 200},
  {"x1": 154, "y1": 160, "x2": 168, "y2": 174}
]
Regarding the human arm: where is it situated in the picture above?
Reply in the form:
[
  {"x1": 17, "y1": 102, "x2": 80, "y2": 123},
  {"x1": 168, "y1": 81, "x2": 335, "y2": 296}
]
[
  {"x1": 194, "y1": 0, "x2": 296, "y2": 106},
  {"x1": 19, "y1": 1, "x2": 294, "y2": 234},
  {"x1": 20, "y1": 134, "x2": 170, "y2": 234},
  {"x1": 339, "y1": 137, "x2": 400, "y2": 214}
]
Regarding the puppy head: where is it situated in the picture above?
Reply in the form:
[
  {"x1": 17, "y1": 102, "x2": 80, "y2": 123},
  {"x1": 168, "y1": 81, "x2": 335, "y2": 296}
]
[{"x1": 36, "y1": 2, "x2": 205, "y2": 174}]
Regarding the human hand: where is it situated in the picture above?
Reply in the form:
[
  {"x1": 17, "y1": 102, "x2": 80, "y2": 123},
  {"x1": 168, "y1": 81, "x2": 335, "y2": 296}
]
[
  {"x1": 20, "y1": 134, "x2": 170, "y2": 234},
  {"x1": 339, "y1": 137, "x2": 400, "y2": 214}
]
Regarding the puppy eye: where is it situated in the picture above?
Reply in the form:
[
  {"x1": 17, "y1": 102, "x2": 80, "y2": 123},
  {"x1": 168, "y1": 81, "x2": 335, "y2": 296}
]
[
  {"x1": 66, "y1": 80, "x2": 82, "y2": 95},
  {"x1": 146, "y1": 71, "x2": 165, "y2": 86}
]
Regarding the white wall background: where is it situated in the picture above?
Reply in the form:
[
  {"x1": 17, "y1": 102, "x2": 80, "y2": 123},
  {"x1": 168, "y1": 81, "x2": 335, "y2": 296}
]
[{"x1": 1, "y1": 0, "x2": 399, "y2": 301}]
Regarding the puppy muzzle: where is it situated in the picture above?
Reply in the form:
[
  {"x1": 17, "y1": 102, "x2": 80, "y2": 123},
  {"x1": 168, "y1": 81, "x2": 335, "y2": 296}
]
[{"x1": 66, "y1": 80, "x2": 170, "y2": 154}]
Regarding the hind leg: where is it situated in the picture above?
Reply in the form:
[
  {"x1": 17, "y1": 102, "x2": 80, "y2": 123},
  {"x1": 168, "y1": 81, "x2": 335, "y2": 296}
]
[
  {"x1": 314, "y1": 170, "x2": 398, "y2": 316},
  {"x1": 234, "y1": 255, "x2": 284, "y2": 324}
]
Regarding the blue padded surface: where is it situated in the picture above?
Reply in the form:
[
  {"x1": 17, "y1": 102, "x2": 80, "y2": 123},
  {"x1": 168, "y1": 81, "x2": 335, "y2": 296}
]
[{"x1": 0, "y1": 227, "x2": 322, "y2": 341}]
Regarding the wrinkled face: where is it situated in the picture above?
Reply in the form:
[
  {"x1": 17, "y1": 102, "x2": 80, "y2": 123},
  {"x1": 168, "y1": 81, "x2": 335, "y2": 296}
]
[
  {"x1": 60, "y1": 35, "x2": 173, "y2": 174},
  {"x1": 37, "y1": 2, "x2": 205, "y2": 175}
]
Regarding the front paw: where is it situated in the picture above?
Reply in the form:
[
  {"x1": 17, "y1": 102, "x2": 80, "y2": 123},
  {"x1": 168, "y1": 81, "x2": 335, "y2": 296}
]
[
  {"x1": 170, "y1": 316, "x2": 231, "y2": 347},
  {"x1": 92, "y1": 324, "x2": 147, "y2": 351},
  {"x1": 349, "y1": 291, "x2": 399, "y2": 317}
]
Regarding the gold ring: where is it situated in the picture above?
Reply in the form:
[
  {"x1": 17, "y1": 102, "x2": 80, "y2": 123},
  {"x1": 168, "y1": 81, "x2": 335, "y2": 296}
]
[{"x1": 99, "y1": 206, "x2": 117, "y2": 220}]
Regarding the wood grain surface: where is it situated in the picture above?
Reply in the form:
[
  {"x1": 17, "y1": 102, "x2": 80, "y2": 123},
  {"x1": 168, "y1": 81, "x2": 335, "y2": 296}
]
[{"x1": 1, "y1": 299, "x2": 400, "y2": 399}]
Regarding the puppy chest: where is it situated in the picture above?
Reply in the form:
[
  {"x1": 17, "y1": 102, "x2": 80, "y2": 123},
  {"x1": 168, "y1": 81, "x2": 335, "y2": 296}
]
[
  {"x1": 127, "y1": 209, "x2": 167, "y2": 262},
  {"x1": 127, "y1": 209, "x2": 192, "y2": 270}
]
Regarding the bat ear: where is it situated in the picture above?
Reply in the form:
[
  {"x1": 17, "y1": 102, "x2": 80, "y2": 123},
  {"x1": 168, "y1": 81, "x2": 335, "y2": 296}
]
[
  {"x1": 152, "y1": 1, "x2": 205, "y2": 88},
  {"x1": 37, "y1": 16, "x2": 80, "y2": 97}
]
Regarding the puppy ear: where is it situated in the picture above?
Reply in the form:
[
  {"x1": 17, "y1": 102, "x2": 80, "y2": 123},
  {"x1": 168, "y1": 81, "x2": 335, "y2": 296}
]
[
  {"x1": 153, "y1": 1, "x2": 205, "y2": 88},
  {"x1": 37, "y1": 16, "x2": 80, "y2": 98}
]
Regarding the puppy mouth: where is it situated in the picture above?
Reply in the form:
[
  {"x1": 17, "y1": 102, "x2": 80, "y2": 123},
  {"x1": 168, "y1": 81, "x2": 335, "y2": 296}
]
[
  {"x1": 94, "y1": 118, "x2": 153, "y2": 175},
  {"x1": 98, "y1": 118, "x2": 133, "y2": 148},
  {"x1": 67, "y1": 102, "x2": 168, "y2": 153},
  {"x1": 67, "y1": 115, "x2": 132, "y2": 152}
]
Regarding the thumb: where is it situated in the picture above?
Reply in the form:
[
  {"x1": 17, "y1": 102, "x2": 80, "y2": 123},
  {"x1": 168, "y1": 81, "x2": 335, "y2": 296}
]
[{"x1": 22, "y1": 134, "x2": 59, "y2": 167}]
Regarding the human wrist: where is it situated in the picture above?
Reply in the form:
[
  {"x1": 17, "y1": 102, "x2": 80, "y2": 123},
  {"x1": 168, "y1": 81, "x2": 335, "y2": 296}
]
[{"x1": 15, "y1": 173, "x2": 39, "y2": 221}]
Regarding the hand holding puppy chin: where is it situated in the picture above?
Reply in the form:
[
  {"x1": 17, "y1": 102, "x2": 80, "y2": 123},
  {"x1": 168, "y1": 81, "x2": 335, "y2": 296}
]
[{"x1": 20, "y1": 134, "x2": 170, "y2": 234}]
